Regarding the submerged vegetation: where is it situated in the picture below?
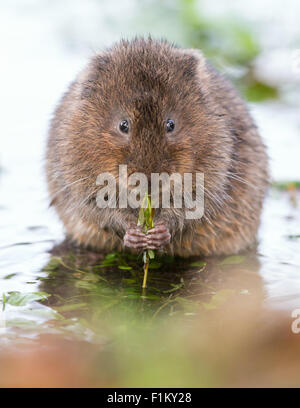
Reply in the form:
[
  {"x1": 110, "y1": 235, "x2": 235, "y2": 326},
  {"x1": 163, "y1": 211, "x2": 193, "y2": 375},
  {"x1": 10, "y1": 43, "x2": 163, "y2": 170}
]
[
  {"x1": 1, "y1": 237, "x2": 262, "y2": 341},
  {"x1": 2, "y1": 184, "x2": 298, "y2": 386},
  {"x1": 1, "y1": 239, "x2": 299, "y2": 387}
]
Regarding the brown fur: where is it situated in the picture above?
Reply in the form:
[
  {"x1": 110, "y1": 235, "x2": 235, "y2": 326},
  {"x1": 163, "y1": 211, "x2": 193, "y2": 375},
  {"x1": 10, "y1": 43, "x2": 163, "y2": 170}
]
[{"x1": 46, "y1": 37, "x2": 269, "y2": 257}]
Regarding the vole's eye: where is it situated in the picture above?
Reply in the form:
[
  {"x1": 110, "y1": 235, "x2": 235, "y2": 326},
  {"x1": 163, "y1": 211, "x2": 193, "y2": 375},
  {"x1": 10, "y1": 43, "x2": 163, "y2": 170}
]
[
  {"x1": 119, "y1": 120, "x2": 129, "y2": 133},
  {"x1": 166, "y1": 119, "x2": 175, "y2": 132}
]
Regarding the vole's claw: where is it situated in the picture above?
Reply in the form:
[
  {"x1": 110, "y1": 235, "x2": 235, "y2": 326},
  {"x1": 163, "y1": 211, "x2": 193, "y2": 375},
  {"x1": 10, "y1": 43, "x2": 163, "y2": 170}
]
[
  {"x1": 124, "y1": 226, "x2": 147, "y2": 249},
  {"x1": 146, "y1": 224, "x2": 171, "y2": 249}
]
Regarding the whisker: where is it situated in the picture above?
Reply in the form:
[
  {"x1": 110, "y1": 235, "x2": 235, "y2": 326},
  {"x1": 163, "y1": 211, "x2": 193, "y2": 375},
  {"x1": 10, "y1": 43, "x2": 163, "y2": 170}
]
[
  {"x1": 77, "y1": 188, "x2": 99, "y2": 209},
  {"x1": 226, "y1": 172, "x2": 256, "y2": 189},
  {"x1": 50, "y1": 177, "x2": 89, "y2": 202}
]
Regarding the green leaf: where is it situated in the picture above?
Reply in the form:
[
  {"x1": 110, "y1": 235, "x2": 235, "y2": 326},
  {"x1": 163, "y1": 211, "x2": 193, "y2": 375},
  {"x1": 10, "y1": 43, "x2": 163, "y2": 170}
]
[
  {"x1": 244, "y1": 81, "x2": 278, "y2": 102},
  {"x1": 7, "y1": 291, "x2": 50, "y2": 306},
  {"x1": 42, "y1": 257, "x2": 62, "y2": 271},
  {"x1": 137, "y1": 207, "x2": 145, "y2": 226},
  {"x1": 118, "y1": 265, "x2": 133, "y2": 270},
  {"x1": 287, "y1": 234, "x2": 300, "y2": 240},
  {"x1": 148, "y1": 262, "x2": 162, "y2": 269},
  {"x1": 203, "y1": 289, "x2": 235, "y2": 310},
  {"x1": 147, "y1": 196, "x2": 151, "y2": 214},
  {"x1": 122, "y1": 278, "x2": 136, "y2": 284},
  {"x1": 164, "y1": 281, "x2": 184, "y2": 294},
  {"x1": 190, "y1": 261, "x2": 206, "y2": 267},
  {"x1": 141, "y1": 193, "x2": 148, "y2": 210},
  {"x1": 54, "y1": 303, "x2": 88, "y2": 312},
  {"x1": 175, "y1": 297, "x2": 199, "y2": 313},
  {"x1": 3, "y1": 273, "x2": 18, "y2": 280},
  {"x1": 148, "y1": 250, "x2": 155, "y2": 259},
  {"x1": 272, "y1": 181, "x2": 300, "y2": 190},
  {"x1": 105, "y1": 253, "x2": 117, "y2": 261},
  {"x1": 2, "y1": 293, "x2": 7, "y2": 311},
  {"x1": 219, "y1": 255, "x2": 245, "y2": 265},
  {"x1": 143, "y1": 294, "x2": 161, "y2": 300}
]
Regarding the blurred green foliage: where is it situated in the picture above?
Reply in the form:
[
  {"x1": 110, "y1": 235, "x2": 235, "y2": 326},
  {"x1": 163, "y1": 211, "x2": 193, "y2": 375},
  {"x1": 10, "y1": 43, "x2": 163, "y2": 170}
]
[
  {"x1": 134, "y1": 0, "x2": 279, "y2": 102},
  {"x1": 179, "y1": 0, "x2": 260, "y2": 64},
  {"x1": 0, "y1": 248, "x2": 264, "y2": 386}
]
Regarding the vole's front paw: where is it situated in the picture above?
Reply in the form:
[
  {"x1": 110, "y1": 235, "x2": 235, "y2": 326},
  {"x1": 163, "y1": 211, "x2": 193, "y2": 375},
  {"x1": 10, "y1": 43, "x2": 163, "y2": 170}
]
[
  {"x1": 146, "y1": 224, "x2": 171, "y2": 250},
  {"x1": 124, "y1": 226, "x2": 147, "y2": 250}
]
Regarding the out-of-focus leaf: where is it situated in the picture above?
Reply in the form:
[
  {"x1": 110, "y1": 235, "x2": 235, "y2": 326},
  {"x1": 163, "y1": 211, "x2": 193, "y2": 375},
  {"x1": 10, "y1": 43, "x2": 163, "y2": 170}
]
[
  {"x1": 175, "y1": 296, "x2": 199, "y2": 313},
  {"x1": 105, "y1": 253, "x2": 118, "y2": 261},
  {"x1": 164, "y1": 281, "x2": 184, "y2": 294},
  {"x1": 42, "y1": 257, "x2": 62, "y2": 271},
  {"x1": 190, "y1": 261, "x2": 206, "y2": 267},
  {"x1": 148, "y1": 262, "x2": 162, "y2": 269},
  {"x1": 287, "y1": 235, "x2": 300, "y2": 240},
  {"x1": 6, "y1": 291, "x2": 50, "y2": 306},
  {"x1": 272, "y1": 181, "x2": 300, "y2": 190},
  {"x1": 137, "y1": 207, "x2": 145, "y2": 226},
  {"x1": 3, "y1": 273, "x2": 18, "y2": 280},
  {"x1": 244, "y1": 81, "x2": 278, "y2": 102},
  {"x1": 219, "y1": 255, "x2": 245, "y2": 265},
  {"x1": 118, "y1": 265, "x2": 132, "y2": 270},
  {"x1": 203, "y1": 289, "x2": 235, "y2": 310},
  {"x1": 148, "y1": 250, "x2": 155, "y2": 259},
  {"x1": 2, "y1": 293, "x2": 7, "y2": 311},
  {"x1": 54, "y1": 303, "x2": 88, "y2": 312}
]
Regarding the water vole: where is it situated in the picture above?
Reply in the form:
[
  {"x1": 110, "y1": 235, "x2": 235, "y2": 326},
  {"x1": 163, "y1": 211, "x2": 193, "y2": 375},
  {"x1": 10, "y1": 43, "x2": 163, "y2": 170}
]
[{"x1": 46, "y1": 38, "x2": 268, "y2": 257}]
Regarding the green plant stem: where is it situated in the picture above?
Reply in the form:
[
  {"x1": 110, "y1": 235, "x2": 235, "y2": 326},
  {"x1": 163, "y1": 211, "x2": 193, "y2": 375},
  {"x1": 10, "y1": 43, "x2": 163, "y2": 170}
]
[
  {"x1": 138, "y1": 194, "x2": 155, "y2": 290},
  {"x1": 142, "y1": 254, "x2": 149, "y2": 289}
]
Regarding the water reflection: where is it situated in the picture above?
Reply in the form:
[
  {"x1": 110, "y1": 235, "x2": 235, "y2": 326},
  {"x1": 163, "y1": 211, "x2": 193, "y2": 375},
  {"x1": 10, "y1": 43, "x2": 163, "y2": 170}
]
[{"x1": 2, "y1": 239, "x2": 300, "y2": 387}]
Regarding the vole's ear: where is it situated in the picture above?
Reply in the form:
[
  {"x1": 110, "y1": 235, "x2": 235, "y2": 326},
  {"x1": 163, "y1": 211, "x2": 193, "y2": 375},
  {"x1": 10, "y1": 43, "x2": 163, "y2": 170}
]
[
  {"x1": 180, "y1": 48, "x2": 205, "y2": 62},
  {"x1": 178, "y1": 48, "x2": 207, "y2": 72},
  {"x1": 175, "y1": 47, "x2": 211, "y2": 88},
  {"x1": 76, "y1": 53, "x2": 110, "y2": 100}
]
